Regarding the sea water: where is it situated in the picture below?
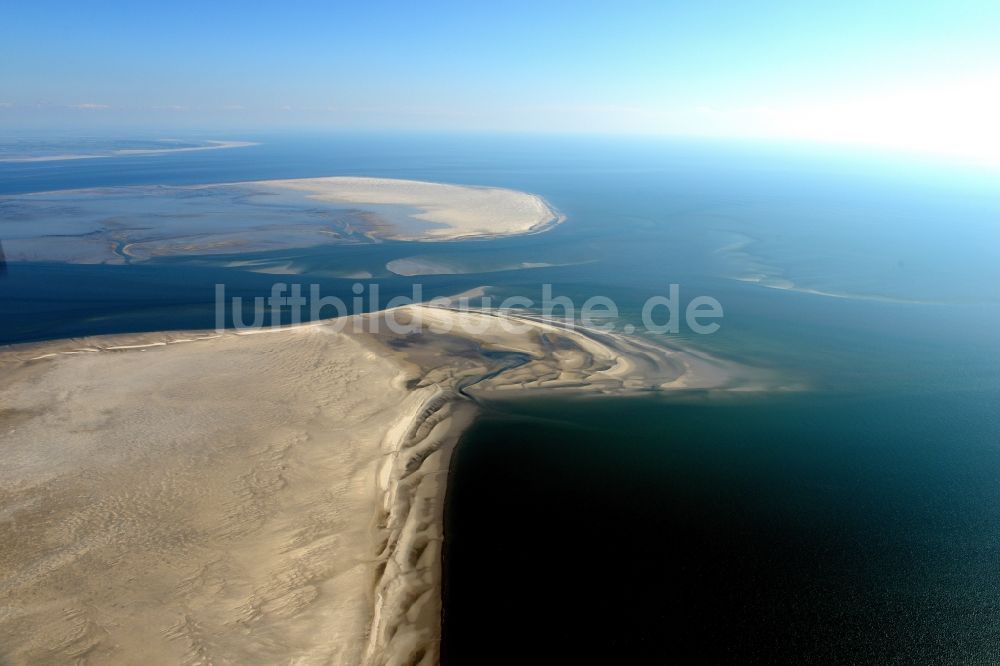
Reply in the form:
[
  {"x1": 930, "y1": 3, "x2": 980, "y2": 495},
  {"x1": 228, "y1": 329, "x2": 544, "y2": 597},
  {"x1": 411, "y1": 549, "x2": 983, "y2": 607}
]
[{"x1": 2, "y1": 133, "x2": 999, "y2": 660}]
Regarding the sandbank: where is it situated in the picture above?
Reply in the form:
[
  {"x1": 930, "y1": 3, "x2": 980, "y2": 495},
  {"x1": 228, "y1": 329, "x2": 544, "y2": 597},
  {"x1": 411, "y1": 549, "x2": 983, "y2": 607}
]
[
  {"x1": 0, "y1": 306, "x2": 763, "y2": 664},
  {"x1": 256, "y1": 177, "x2": 564, "y2": 241},
  {"x1": 0, "y1": 178, "x2": 563, "y2": 264}
]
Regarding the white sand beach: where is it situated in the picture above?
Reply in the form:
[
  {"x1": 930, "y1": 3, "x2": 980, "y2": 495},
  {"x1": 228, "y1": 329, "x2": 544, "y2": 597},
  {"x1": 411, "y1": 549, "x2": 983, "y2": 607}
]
[{"x1": 0, "y1": 307, "x2": 765, "y2": 665}]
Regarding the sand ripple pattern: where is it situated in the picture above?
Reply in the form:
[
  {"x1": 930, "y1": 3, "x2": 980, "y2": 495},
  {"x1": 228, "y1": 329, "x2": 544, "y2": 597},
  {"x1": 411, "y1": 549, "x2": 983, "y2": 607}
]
[{"x1": 0, "y1": 327, "x2": 408, "y2": 664}]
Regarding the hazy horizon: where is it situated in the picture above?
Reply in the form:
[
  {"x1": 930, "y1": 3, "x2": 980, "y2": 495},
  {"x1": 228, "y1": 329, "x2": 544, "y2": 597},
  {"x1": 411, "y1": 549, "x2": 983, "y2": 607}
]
[{"x1": 3, "y1": 1, "x2": 1000, "y2": 164}]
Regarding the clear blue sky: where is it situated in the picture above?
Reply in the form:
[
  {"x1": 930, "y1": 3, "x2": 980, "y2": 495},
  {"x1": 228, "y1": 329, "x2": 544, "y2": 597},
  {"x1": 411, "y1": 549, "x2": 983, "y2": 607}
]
[{"x1": 2, "y1": 1, "x2": 999, "y2": 159}]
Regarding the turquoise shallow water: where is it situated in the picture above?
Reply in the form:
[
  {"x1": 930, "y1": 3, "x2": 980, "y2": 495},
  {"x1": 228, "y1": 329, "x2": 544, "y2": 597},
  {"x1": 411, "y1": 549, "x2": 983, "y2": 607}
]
[{"x1": 2, "y1": 134, "x2": 999, "y2": 660}]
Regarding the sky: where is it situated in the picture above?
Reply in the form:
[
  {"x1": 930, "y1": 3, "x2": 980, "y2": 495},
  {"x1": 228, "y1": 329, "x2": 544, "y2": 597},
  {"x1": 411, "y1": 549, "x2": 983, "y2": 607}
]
[{"x1": 2, "y1": 0, "x2": 999, "y2": 162}]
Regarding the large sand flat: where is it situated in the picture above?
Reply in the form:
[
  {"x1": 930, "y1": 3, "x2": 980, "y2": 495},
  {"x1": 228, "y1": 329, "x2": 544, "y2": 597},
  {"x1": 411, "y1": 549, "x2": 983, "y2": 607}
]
[
  {"x1": 1, "y1": 177, "x2": 562, "y2": 265},
  {"x1": 0, "y1": 307, "x2": 769, "y2": 665},
  {"x1": 259, "y1": 177, "x2": 563, "y2": 241},
  {"x1": 0, "y1": 326, "x2": 436, "y2": 664}
]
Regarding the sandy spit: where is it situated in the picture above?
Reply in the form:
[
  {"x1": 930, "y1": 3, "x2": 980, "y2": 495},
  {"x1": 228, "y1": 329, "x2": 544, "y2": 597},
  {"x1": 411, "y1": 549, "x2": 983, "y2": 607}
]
[
  {"x1": 0, "y1": 306, "x2": 769, "y2": 665},
  {"x1": 0, "y1": 140, "x2": 258, "y2": 163}
]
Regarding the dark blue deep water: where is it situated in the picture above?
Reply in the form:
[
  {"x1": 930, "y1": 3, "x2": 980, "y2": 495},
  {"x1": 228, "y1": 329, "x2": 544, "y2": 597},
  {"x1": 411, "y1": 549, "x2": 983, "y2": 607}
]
[{"x1": 2, "y1": 133, "x2": 999, "y2": 662}]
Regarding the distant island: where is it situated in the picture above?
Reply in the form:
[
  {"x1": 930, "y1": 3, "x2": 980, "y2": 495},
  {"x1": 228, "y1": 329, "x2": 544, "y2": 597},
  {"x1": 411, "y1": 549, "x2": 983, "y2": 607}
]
[{"x1": 0, "y1": 138, "x2": 257, "y2": 163}]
